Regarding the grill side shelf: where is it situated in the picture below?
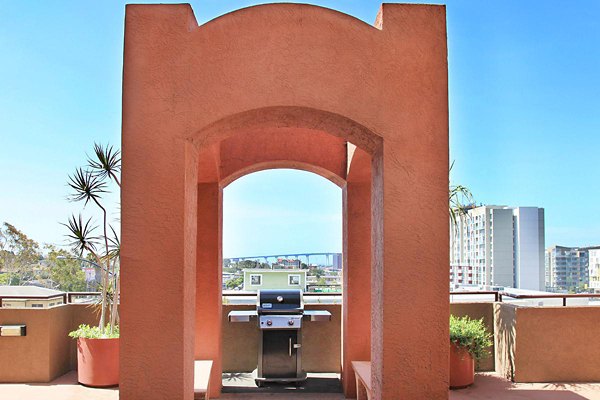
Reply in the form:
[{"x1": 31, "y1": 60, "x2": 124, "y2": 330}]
[
  {"x1": 228, "y1": 310, "x2": 258, "y2": 322},
  {"x1": 303, "y1": 310, "x2": 332, "y2": 322}
]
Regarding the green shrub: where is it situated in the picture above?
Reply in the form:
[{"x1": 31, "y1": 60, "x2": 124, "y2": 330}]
[
  {"x1": 68, "y1": 324, "x2": 119, "y2": 339},
  {"x1": 449, "y1": 315, "x2": 492, "y2": 361}
]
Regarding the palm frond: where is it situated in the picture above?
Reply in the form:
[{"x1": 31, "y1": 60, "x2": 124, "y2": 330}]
[
  {"x1": 67, "y1": 168, "x2": 108, "y2": 206},
  {"x1": 61, "y1": 214, "x2": 100, "y2": 255},
  {"x1": 107, "y1": 225, "x2": 120, "y2": 259},
  {"x1": 88, "y1": 143, "x2": 121, "y2": 185}
]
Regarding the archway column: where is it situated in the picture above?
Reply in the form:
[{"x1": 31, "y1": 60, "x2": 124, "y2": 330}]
[
  {"x1": 371, "y1": 142, "x2": 449, "y2": 399},
  {"x1": 195, "y1": 183, "x2": 223, "y2": 398},
  {"x1": 342, "y1": 159, "x2": 371, "y2": 397}
]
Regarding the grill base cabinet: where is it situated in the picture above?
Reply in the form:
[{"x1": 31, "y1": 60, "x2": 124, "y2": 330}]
[
  {"x1": 228, "y1": 289, "x2": 330, "y2": 387},
  {"x1": 257, "y1": 330, "x2": 306, "y2": 386}
]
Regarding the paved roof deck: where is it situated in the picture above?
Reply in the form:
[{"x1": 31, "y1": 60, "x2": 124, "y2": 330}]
[
  {"x1": 451, "y1": 373, "x2": 600, "y2": 400},
  {"x1": 2, "y1": 371, "x2": 600, "y2": 399}
]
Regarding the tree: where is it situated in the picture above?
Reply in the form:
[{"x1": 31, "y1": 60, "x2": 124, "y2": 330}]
[
  {"x1": 0, "y1": 222, "x2": 41, "y2": 285},
  {"x1": 64, "y1": 143, "x2": 120, "y2": 333},
  {"x1": 225, "y1": 276, "x2": 243, "y2": 290},
  {"x1": 45, "y1": 246, "x2": 87, "y2": 292}
]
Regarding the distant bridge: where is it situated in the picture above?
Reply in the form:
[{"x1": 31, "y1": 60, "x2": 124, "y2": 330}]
[{"x1": 225, "y1": 252, "x2": 341, "y2": 266}]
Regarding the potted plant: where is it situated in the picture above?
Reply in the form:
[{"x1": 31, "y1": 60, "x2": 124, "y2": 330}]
[
  {"x1": 449, "y1": 315, "x2": 492, "y2": 389},
  {"x1": 64, "y1": 144, "x2": 121, "y2": 387}
]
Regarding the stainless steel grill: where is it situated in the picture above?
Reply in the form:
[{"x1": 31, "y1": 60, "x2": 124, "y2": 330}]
[{"x1": 228, "y1": 289, "x2": 331, "y2": 387}]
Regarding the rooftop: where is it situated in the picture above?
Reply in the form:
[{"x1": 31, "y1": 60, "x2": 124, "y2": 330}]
[{"x1": 0, "y1": 285, "x2": 64, "y2": 297}]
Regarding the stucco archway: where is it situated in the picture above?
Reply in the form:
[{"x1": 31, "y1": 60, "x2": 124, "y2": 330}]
[
  {"x1": 121, "y1": 3, "x2": 449, "y2": 399},
  {"x1": 192, "y1": 111, "x2": 376, "y2": 398}
]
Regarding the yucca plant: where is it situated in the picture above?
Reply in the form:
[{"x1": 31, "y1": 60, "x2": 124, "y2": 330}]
[
  {"x1": 449, "y1": 161, "x2": 474, "y2": 228},
  {"x1": 63, "y1": 143, "x2": 121, "y2": 336}
]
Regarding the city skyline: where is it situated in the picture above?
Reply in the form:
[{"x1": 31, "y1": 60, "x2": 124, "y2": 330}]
[{"x1": 1, "y1": 1, "x2": 599, "y2": 252}]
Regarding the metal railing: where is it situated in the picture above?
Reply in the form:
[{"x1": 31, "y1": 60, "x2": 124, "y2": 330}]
[
  {"x1": 3, "y1": 290, "x2": 599, "y2": 308},
  {"x1": 449, "y1": 290, "x2": 500, "y2": 302},
  {"x1": 498, "y1": 292, "x2": 600, "y2": 307}
]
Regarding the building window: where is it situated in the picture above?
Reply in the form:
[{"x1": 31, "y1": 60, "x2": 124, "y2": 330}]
[
  {"x1": 250, "y1": 274, "x2": 262, "y2": 286},
  {"x1": 31, "y1": 304, "x2": 43, "y2": 308},
  {"x1": 288, "y1": 274, "x2": 301, "y2": 286}
]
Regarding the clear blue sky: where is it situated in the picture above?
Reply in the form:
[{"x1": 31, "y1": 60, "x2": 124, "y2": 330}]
[{"x1": 1, "y1": 1, "x2": 599, "y2": 256}]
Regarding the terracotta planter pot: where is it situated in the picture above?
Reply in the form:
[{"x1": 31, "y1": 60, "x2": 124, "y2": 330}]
[
  {"x1": 76, "y1": 337, "x2": 119, "y2": 387},
  {"x1": 449, "y1": 341, "x2": 474, "y2": 389}
]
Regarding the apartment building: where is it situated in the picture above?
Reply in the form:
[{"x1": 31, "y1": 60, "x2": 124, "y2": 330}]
[
  {"x1": 450, "y1": 205, "x2": 545, "y2": 290},
  {"x1": 589, "y1": 248, "x2": 600, "y2": 292},
  {"x1": 545, "y1": 245, "x2": 600, "y2": 292}
]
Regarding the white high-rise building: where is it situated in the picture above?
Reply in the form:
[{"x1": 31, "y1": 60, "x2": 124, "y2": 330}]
[
  {"x1": 589, "y1": 248, "x2": 600, "y2": 292},
  {"x1": 450, "y1": 205, "x2": 545, "y2": 290}
]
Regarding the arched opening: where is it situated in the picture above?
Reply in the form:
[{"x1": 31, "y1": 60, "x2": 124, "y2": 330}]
[
  {"x1": 220, "y1": 169, "x2": 343, "y2": 394},
  {"x1": 192, "y1": 108, "x2": 377, "y2": 398}
]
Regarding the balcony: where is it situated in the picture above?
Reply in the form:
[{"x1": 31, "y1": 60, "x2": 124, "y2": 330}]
[{"x1": 2, "y1": 293, "x2": 600, "y2": 399}]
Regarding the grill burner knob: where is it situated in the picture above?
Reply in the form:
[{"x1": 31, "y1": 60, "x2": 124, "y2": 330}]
[
  {"x1": 277, "y1": 296, "x2": 284, "y2": 303},
  {"x1": 266, "y1": 320, "x2": 272, "y2": 326},
  {"x1": 288, "y1": 319, "x2": 294, "y2": 326}
]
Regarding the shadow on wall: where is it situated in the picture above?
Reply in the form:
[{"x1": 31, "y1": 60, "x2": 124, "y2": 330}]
[{"x1": 494, "y1": 303, "x2": 516, "y2": 382}]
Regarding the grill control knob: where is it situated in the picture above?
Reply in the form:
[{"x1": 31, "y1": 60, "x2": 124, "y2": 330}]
[
  {"x1": 277, "y1": 296, "x2": 284, "y2": 303},
  {"x1": 288, "y1": 319, "x2": 295, "y2": 326},
  {"x1": 266, "y1": 320, "x2": 272, "y2": 326}
]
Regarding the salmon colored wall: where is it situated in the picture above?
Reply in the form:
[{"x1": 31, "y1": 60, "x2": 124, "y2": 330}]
[
  {"x1": 218, "y1": 129, "x2": 347, "y2": 187},
  {"x1": 195, "y1": 183, "x2": 222, "y2": 398},
  {"x1": 122, "y1": 3, "x2": 448, "y2": 399},
  {"x1": 342, "y1": 147, "x2": 372, "y2": 397}
]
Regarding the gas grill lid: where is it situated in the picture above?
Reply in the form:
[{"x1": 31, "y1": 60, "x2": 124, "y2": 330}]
[{"x1": 257, "y1": 289, "x2": 303, "y2": 314}]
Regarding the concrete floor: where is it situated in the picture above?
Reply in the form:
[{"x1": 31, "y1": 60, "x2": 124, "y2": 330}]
[
  {"x1": 2, "y1": 371, "x2": 600, "y2": 399},
  {"x1": 450, "y1": 373, "x2": 600, "y2": 400}
]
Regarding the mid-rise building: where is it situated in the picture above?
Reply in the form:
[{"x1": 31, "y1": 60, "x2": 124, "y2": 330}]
[
  {"x1": 450, "y1": 205, "x2": 545, "y2": 290},
  {"x1": 545, "y1": 245, "x2": 600, "y2": 292},
  {"x1": 589, "y1": 249, "x2": 600, "y2": 292}
]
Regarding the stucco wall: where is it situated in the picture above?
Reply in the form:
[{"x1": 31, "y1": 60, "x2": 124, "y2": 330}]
[
  {"x1": 0, "y1": 304, "x2": 97, "y2": 383},
  {"x1": 450, "y1": 302, "x2": 495, "y2": 371},
  {"x1": 494, "y1": 302, "x2": 517, "y2": 381},
  {"x1": 222, "y1": 304, "x2": 341, "y2": 373},
  {"x1": 495, "y1": 303, "x2": 600, "y2": 383},
  {"x1": 515, "y1": 306, "x2": 600, "y2": 382}
]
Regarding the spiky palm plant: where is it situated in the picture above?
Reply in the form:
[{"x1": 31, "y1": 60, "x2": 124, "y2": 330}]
[
  {"x1": 64, "y1": 143, "x2": 120, "y2": 335},
  {"x1": 449, "y1": 161, "x2": 474, "y2": 228}
]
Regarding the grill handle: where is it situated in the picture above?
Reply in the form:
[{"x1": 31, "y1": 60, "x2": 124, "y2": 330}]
[{"x1": 289, "y1": 337, "x2": 292, "y2": 357}]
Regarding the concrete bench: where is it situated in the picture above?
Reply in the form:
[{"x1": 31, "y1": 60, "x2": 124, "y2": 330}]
[
  {"x1": 194, "y1": 360, "x2": 213, "y2": 400},
  {"x1": 351, "y1": 361, "x2": 372, "y2": 400}
]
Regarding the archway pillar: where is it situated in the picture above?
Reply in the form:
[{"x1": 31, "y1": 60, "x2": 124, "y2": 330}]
[
  {"x1": 195, "y1": 182, "x2": 223, "y2": 398},
  {"x1": 342, "y1": 148, "x2": 372, "y2": 397},
  {"x1": 371, "y1": 142, "x2": 449, "y2": 399}
]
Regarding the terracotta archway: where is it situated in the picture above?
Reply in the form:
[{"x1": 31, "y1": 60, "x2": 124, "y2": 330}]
[{"x1": 121, "y1": 3, "x2": 449, "y2": 399}]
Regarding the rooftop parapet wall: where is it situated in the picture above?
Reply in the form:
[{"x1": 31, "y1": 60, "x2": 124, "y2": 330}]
[
  {"x1": 0, "y1": 305, "x2": 97, "y2": 383},
  {"x1": 495, "y1": 303, "x2": 600, "y2": 383}
]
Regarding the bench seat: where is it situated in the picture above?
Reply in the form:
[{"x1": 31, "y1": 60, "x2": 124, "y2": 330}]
[
  {"x1": 194, "y1": 360, "x2": 213, "y2": 400},
  {"x1": 351, "y1": 361, "x2": 372, "y2": 400}
]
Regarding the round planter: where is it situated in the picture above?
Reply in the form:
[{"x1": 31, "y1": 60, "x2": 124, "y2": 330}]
[
  {"x1": 449, "y1": 341, "x2": 474, "y2": 389},
  {"x1": 76, "y1": 337, "x2": 119, "y2": 387}
]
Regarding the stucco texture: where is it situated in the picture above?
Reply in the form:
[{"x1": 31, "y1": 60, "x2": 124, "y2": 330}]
[
  {"x1": 121, "y1": 3, "x2": 448, "y2": 399},
  {"x1": 495, "y1": 303, "x2": 600, "y2": 383}
]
